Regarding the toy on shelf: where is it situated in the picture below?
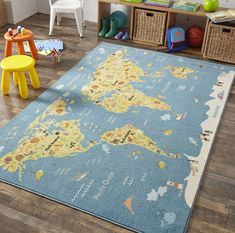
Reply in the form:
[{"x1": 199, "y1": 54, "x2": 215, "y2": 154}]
[
  {"x1": 4, "y1": 26, "x2": 38, "y2": 60},
  {"x1": 166, "y1": 26, "x2": 188, "y2": 52},
  {"x1": 171, "y1": 0, "x2": 200, "y2": 12},
  {"x1": 204, "y1": 0, "x2": 219, "y2": 12},
  {"x1": 186, "y1": 25, "x2": 205, "y2": 48},
  {"x1": 206, "y1": 9, "x2": 235, "y2": 23},
  {"x1": 144, "y1": 0, "x2": 174, "y2": 8},
  {"x1": 110, "y1": 10, "x2": 127, "y2": 28}
]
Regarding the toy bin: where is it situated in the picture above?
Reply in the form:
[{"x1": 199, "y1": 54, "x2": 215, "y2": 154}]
[
  {"x1": 203, "y1": 22, "x2": 235, "y2": 64},
  {"x1": 133, "y1": 8, "x2": 167, "y2": 45}
]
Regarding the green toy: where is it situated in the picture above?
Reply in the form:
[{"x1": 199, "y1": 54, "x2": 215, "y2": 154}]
[
  {"x1": 99, "y1": 16, "x2": 108, "y2": 37},
  {"x1": 204, "y1": 0, "x2": 219, "y2": 12},
  {"x1": 105, "y1": 18, "x2": 118, "y2": 38}
]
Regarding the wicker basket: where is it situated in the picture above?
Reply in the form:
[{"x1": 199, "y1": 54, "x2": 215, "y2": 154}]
[
  {"x1": 133, "y1": 8, "x2": 167, "y2": 45},
  {"x1": 203, "y1": 22, "x2": 235, "y2": 64},
  {"x1": 0, "y1": 0, "x2": 6, "y2": 27}
]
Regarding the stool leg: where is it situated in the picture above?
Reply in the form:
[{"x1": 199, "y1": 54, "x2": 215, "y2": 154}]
[
  {"x1": 4, "y1": 41, "x2": 12, "y2": 57},
  {"x1": 1, "y1": 70, "x2": 10, "y2": 95},
  {"x1": 29, "y1": 68, "x2": 40, "y2": 89},
  {"x1": 16, "y1": 42, "x2": 25, "y2": 55},
  {"x1": 18, "y1": 72, "x2": 28, "y2": 99},
  {"x1": 28, "y1": 39, "x2": 38, "y2": 60},
  {"x1": 13, "y1": 72, "x2": 19, "y2": 85}
]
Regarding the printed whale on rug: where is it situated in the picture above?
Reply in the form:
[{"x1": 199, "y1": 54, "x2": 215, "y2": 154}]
[{"x1": 0, "y1": 42, "x2": 234, "y2": 233}]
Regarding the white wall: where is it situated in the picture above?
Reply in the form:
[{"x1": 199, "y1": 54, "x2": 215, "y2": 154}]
[
  {"x1": 5, "y1": 0, "x2": 37, "y2": 24},
  {"x1": 4, "y1": 0, "x2": 235, "y2": 24},
  {"x1": 36, "y1": 0, "x2": 49, "y2": 14},
  {"x1": 83, "y1": 0, "x2": 98, "y2": 22},
  {"x1": 36, "y1": 0, "x2": 98, "y2": 22}
]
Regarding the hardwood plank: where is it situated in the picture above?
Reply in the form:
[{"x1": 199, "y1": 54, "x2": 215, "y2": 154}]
[
  {"x1": 196, "y1": 195, "x2": 229, "y2": 216},
  {"x1": 227, "y1": 206, "x2": 235, "y2": 232},
  {"x1": 199, "y1": 221, "x2": 235, "y2": 233},
  {"x1": 0, "y1": 203, "x2": 74, "y2": 233}
]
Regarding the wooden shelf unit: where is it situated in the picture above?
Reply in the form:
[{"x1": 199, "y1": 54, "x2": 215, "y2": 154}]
[{"x1": 98, "y1": 0, "x2": 225, "y2": 57}]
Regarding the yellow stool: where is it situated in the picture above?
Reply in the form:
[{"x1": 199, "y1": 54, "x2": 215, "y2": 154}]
[{"x1": 0, "y1": 55, "x2": 40, "y2": 99}]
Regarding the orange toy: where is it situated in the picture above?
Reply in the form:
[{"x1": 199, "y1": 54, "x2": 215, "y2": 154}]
[
  {"x1": 186, "y1": 25, "x2": 205, "y2": 48},
  {"x1": 4, "y1": 29, "x2": 38, "y2": 60}
]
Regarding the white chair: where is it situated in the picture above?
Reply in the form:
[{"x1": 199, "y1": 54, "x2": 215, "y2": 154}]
[{"x1": 49, "y1": 0, "x2": 85, "y2": 37}]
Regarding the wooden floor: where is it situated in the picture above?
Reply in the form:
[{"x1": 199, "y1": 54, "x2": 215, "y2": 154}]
[{"x1": 0, "y1": 13, "x2": 234, "y2": 233}]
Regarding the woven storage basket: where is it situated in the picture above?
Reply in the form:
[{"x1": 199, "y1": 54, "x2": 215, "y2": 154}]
[
  {"x1": 0, "y1": 0, "x2": 6, "y2": 27},
  {"x1": 203, "y1": 22, "x2": 235, "y2": 64},
  {"x1": 133, "y1": 8, "x2": 167, "y2": 45}
]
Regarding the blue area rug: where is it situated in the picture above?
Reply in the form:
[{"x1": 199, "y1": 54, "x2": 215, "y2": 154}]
[{"x1": 0, "y1": 42, "x2": 234, "y2": 233}]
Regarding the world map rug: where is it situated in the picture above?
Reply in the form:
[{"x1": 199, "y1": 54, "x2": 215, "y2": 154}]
[{"x1": 0, "y1": 42, "x2": 234, "y2": 233}]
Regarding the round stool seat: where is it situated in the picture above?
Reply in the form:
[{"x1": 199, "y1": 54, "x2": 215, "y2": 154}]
[
  {"x1": 0, "y1": 55, "x2": 40, "y2": 99},
  {"x1": 4, "y1": 29, "x2": 38, "y2": 60},
  {"x1": 1, "y1": 55, "x2": 35, "y2": 72},
  {"x1": 4, "y1": 29, "x2": 34, "y2": 42}
]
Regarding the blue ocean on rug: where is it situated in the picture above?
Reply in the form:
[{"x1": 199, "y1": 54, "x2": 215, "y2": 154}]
[{"x1": 0, "y1": 42, "x2": 234, "y2": 233}]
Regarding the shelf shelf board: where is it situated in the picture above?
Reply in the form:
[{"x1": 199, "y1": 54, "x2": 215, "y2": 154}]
[
  {"x1": 183, "y1": 47, "x2": 202, "y2": 56},
  {"x1": 98, "y1": 37, "x2": 203, "y2": 59},
  {"x1": 98, "y1": 0, "x2": 226, "y2": 17}
]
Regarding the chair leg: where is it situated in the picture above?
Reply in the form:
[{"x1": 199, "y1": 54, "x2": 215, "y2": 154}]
[
  {"x1": 4, "y1": 41, "x2": 12, "y2": 57},
  {"x1": 49, "y1": 9, "x2": 56, "y2": 36},
  {"x1": 18, "y1": 72, "x2": 28, "y2": 99},
  {"x1": 57, "y1": 13, "x2": 62, "y2": 25},
  {"x1": 17, "y1": 42, "x2": 25, "y2": 55},
  {"x1": 13, "y1": 72, "x2": 19, "y2": 85},
  {"x1": 1, "y1": 70, "x2": 10, "y2": 95},
  {"x1": 28, "y1": 38, "x2": 39, "y2": 60},
  {"x1": 74, "y1": 9, "x2": 83, "y2": 38},
  {"x1": 29, "y1": 68, "x2": 40, "y2": 89},
  {"x1": 82, "y1": 9, "x2": 86, "y2": 27}
]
